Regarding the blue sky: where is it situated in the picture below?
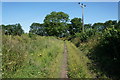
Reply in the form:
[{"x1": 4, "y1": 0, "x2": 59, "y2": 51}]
[{"x1": 2, "y1": 2, "x2": 118, "y2": 33}]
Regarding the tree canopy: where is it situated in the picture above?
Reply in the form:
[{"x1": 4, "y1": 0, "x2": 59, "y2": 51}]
[
  {"x1": 2, "y1": 23, "x2": 24, "y2": 36},
  {"x1": 44, "y1": 11, "x2": 69, "y2": 37},
  {"x1": 68, "y1": 18, "x2": 82, "y2": 35},
  {"x1": 29, "y1": 23, "x2": 45, "y2": 36}
]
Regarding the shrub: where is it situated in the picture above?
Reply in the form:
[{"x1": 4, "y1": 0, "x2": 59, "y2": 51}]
[{"x1": 88, "y1": 27, "x2": 120, "y2": 79}]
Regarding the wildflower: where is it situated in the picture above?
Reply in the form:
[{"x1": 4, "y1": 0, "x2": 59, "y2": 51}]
[
  {"x1": 38, "y1": 54, "x2": 42, "y2": 57},
  {"x1": 39, "y1": 54, "x2": 42, "y2": 56},
  {"x1": 8, "y1": 62, "x2": 12, "y2": 65}
]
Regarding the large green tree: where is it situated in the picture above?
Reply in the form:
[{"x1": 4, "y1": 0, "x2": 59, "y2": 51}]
[
  {"x1": 44, "y1": 11, "x2": 69, "y2": 37},
  {"x1": 92, "y1": 22, "x2": 105, "y2": 32},
  {"x1": 104, "y1": 20, "x2": 118, "y2": 29},
  {"x1": 29, "y1": 23, "x2": 46, "y2": 36},
  {"x1": 68, "y1": 18, "x2": 82, "y2": 35}
]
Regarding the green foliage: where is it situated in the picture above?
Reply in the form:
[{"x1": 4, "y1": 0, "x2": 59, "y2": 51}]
[
  {"x1": 2, "y1": 24, "x2": 24, "y2": 36},
  {"x1": 103, "y1": 27, "x2": 120, "y2": 38},
  {"x1": 87, "y1": 28, "x2": 120, "y2": 79},
  {"x1": 69, "y1": 20, "x2": 120, "y2": 46},
  {"x1": 69, "y1": 20, "x2": 120, "y2": 79},
  {"x1": 44, "y1": 11, "x2": 69, "y2": 37},
  {"x1": 78, "y1": 37, "x2": 108, "y2": 78},
  {"x1": 70, "y1": 28, "x2": 95, "y2": 47},
  {"x1": 104, "y1": 20, "x2": 118, "y2": 29},
  {"x1": 92, "y1": 22, "x2": 105, "y2": 31},
  {"x1": 68, "y1": 18, "x2": 82, "y2": 35},
  {"x1": 84, "y1": 24, "x2": 92, "y2": 29},
  {"x1": 74, "y1": 29, "x2": 95, "y2": 42},
  {"x1": 29, "y1": 23, "x2": 46, "y2": 36},
  {"x1": 76, "y1": 32, "x2": 88, "y2": 42}
]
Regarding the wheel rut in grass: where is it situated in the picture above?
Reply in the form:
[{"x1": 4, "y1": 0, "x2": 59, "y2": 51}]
[{"x1": 60, "y1": 41, "x2": 68, "y2": 78}]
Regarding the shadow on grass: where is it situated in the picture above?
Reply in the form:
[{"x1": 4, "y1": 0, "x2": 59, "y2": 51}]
[{"x1": 87, "y1": 37, "x2": 120, "y2": 79}]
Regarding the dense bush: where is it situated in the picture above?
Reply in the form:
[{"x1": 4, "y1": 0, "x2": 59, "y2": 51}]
[
  {"x1": 70, "y1": 29, "x2": 95, "y2": 47},
  {"x1": 75, "y1": 32, "x2": 88, "y2": 42},
  {"x1": 88, "y1": 27, "x2": 120, "y2": 79}
]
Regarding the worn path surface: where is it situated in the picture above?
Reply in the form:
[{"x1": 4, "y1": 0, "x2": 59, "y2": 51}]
[{"x1": 60, "y1": 42, "x2": 68, "y2": 78}]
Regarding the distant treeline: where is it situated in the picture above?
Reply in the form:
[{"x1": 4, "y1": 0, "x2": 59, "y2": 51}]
[
  {"x1": 1, "y1": 11, "x2": 120, "y2": 37},
  {"x1": 2, "y1": 23, "x2": 24, "y2": 36}
]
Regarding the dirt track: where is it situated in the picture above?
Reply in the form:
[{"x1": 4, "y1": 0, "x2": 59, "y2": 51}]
[{"x1": 60, "y1": 42, "x2": 68, "y2": 78}]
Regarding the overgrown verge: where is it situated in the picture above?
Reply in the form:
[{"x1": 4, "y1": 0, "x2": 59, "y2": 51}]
[
  {"x1": 66, "y1": 41, "x2": 95, "y2": 78},
  {"x1": 78, "y1": 35, "x2": 108, "y2": 78},
  {"x1": 2, "y1": 34, "x2": 64, "y2": 78},
  {"x1": 71, "y1": 27, "x2": 120, "y2": 79}
]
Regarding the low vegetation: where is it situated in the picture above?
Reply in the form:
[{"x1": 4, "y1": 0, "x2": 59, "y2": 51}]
[
  {"x1": 2, "y1": 34, "x2": 64, "y2": 78},
  {"x1": 66, "y1": 41, "x2": 95, "y2": 78}
]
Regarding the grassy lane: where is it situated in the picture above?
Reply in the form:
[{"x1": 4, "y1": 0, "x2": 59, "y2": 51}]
[
  {"x1": 60, "y1": 42, "x2": 68, "y2": 78},
  {"x1": 2, "y1": 34, "x2": 107, "y2": 78},
  {"x1": 66, "y1": 41, "x2": 96, "y2": 78}
]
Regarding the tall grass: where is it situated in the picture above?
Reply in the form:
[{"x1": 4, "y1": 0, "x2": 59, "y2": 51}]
[
  {"x1": 66, "y1": 41, "x2": 95, "y2": 78},
  {"x1": 2, "y1": 34, "x2": 64, "y2": 78}
]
